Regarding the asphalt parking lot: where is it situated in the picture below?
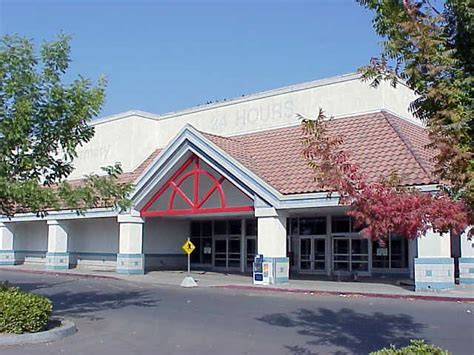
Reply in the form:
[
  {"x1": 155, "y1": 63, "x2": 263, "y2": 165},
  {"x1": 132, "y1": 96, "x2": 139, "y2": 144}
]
[{"x1": 1, "y1": 270, "x2": 473, "y2": 355}]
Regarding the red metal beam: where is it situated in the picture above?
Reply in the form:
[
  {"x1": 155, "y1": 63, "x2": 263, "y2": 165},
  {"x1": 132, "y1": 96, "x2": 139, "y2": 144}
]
[
  {"x1": 141, "y1": 155, "x2": 253, "y2": 217},
  {"x1": 141, "y1": 206, "x2": 254, "y2": 217}
]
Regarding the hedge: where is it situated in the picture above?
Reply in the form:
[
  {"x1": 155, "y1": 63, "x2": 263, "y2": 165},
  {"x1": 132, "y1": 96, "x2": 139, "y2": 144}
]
[
  {"x1": 371, "y1": 339, "x2": 450, "y2": 355},
  {"x1": 0, "y1": 282, "x2": 53, "y2": 334}
]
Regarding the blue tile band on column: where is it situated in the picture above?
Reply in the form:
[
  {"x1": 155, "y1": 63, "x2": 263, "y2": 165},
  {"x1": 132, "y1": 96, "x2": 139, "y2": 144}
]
[
  {"x1": 459, "y1": 257, "x2": 474, "y2": 284},
  {"x1": 0, "y1": 250, "x2": 16, "y2": 265},
  {"x1": 45, "y1": 252, "x2": 70, "y2": 270},
  {"x1": 116, "y1": 253, "x2": 145, "y2": 275},
  {"x1": 414, "y1": 257, "x2": 454, "y2": 291}
]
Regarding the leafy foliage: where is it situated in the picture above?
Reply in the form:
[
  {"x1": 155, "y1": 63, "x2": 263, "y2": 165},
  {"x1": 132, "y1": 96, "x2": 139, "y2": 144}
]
[
  {"x1": 0, "y1": 35, "x2": 132, "y2": 217},
  {"x1": 370, "y1": 339, "x2": 450, "y2": 355},
  {"x1": 0, "y1": 282, "x2": 53, "y2": 334},
  {"x1": 357, "y1": 0, "x2": 473, "y2": 211},
  {"x1": 301, "y1": 110, "x2": 470, "y2": 243}
]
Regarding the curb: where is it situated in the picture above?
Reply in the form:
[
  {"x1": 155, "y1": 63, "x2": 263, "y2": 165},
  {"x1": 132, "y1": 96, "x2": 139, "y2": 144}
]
[
  {"x1": 0, "y1": 266, "x2": 120, "y2": 281},
  {"x1": 0, "y1": 317, "x2": 76, "y2": 346},
  {"x1": 217, "y1": 285, "x2": 474, "y2": 303}
]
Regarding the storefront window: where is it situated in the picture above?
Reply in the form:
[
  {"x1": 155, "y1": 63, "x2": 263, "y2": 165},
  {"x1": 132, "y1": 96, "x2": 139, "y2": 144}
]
[
  {"x1": 372, "y1": 236, "x2": 408, "y2": 269},
  {"x1": 214, "y1": 221, "x2": 227, "y2": 235},
  {"x1": 245, "y1": 219, "x2": 257, "y2": 236},
  {"x1": 300, "y1": 217, "x2": 326, "y2": 235},
  {"x1": 191, "y1": 221, "x2": 201, "y2": 237},
  {"x1": 201, "y1": 221, "x2": 212, "y2": 237},
  {"x1": 190, "y1": 221, "x2": 212, "y2": 264},
  {"x1": 331, "y1": 216, "x2": 351, "y2": 233},
  {"x1": 228, "y1": 220, "x2": 241, "y2": 235},
  {"x1": 287, "y1": 218, "x2": 299, "y2": 236}
]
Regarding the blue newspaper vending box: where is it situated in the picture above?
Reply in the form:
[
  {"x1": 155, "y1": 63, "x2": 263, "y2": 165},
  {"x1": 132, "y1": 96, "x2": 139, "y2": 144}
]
[
  {"x1": 253, "y1": 255, "x2": 289, "y2": 285},
  {"x1": 253, "y1": 254, "x2": 264, "y2": 284}
]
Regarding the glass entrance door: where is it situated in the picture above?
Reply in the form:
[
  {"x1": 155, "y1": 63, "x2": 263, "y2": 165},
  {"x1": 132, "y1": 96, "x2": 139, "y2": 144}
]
[
  {"x1": 299, "y1": 237, "x2": 326, "y2": 272},
  {"x1": 190, "y1": 221, "x2": 213, "y2": 267},
  {"x1": 300, "y1": 238, "x2": 311, "y2": 270},
  {"x1": 213, "y1": 237, "x2": 241, "y2": 269},
  {"x1": 214, "y1": 238, "x2": 227, "y2": 268},
  {"x1": 192, "y1": 219, "x2": 250, "y2": 271},
  {"x1": 313, "y1": 238, "x2": 326, "y2": 271},
  {"x1": 332, "y1": 237, "x2": 369, "y2": 274},
  {"x1": 333, "y1": 238, "x2": 350, "y2": 271},
  {"x1": 228, "y1": 237, "x2": 241, "y2": 268}
]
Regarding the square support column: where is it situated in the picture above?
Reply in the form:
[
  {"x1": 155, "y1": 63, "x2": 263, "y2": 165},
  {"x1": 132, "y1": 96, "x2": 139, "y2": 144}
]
[
  {"x1": 0, "y1": 222, "x2": 16, "y2": 265},
  {"x1": 117, "y1": 215, "x2": 144, "y2": 275},
  {"x1": 256, "y1": 209, "x2": 287, "y2": 257},
  {"x1": 415, "y1": 229, "x2": 454, "y2": 291},
  {"x1": 46, "y1": 220, "x2": 69, "y2": 270},
  {"x1": 459, "y1": 227, "x2": 474, "y2": 284},
  {"x1": 256, "y1": 207, "x2": 289, "y2": 284}
]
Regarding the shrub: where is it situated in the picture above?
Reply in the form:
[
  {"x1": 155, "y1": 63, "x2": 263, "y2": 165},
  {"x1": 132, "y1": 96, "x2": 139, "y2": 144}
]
[
  {"x1": 0, "y1": 282, "x2": 52, "y2": 334},
  {"x1": 370, "y1": 340, "x2": 450, "y2": 355}
]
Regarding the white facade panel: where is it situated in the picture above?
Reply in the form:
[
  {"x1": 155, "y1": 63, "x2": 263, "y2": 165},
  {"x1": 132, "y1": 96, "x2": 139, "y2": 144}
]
[
  {"x1": 144, "y1": 218, "x2": 189, "y2": 254},
  {"x1": 12, "y1": 221, "x2": 48, "y2": 252},
  {"x1": 69, "y1": 75, "x2": 418, "y2": 178},
  {"x1": 66, "y1": 218, "x2": 119, "y2": 254},
  {"x1": 70, "y1": 115, "x2": 161, "y2": 179}
]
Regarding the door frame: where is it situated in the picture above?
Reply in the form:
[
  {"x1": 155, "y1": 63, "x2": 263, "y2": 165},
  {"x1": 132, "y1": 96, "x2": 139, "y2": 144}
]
[
  {"x1": 297, "y1": 235, "x2": 328, "y2": 274},
  {"x1": 331, "y1": 234, "x2": 372, "y2": 276}
]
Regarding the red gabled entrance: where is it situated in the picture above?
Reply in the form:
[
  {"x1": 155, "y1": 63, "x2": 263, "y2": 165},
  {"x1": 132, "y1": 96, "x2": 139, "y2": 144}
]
[{"x1": 140, "y1": 155, "x2": 254, "y2": 217}]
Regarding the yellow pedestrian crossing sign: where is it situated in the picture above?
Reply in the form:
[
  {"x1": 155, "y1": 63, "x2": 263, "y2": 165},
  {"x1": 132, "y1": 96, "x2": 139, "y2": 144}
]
[{"x1": 182, "y1": 240, "x2": 196, "y2": 255}]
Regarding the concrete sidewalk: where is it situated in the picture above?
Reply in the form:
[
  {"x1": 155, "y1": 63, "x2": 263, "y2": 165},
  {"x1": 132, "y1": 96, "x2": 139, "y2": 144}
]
[{"x1": 1, "y1": 264, "x2": 473, "y2": 301}]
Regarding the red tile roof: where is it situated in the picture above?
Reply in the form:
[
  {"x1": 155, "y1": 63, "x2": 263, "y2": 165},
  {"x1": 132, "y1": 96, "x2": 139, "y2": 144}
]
[
  {"x1": 203, "y1": 111, "x2": 438, "y2": 194},
  {"x1": 75, "y1": 111, "x2": 436, "y2": 196}
]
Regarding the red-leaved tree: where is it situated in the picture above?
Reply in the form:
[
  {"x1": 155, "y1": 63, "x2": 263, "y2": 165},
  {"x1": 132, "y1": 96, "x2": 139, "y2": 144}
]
[{"x1": 301, "y1": 109, "x2": 470, "y2": 244}]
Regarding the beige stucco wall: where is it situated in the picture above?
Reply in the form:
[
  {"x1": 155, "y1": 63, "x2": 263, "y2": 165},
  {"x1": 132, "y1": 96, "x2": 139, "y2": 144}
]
[
  {"x1": 70, "y1": 115, "x2": 161, "y2": 179},
  {"x1": 69, "y1": 74, "x2": 418, "y2": 179}
]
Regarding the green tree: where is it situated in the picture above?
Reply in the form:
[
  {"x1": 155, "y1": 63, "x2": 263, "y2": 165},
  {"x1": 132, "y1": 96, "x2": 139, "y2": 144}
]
[
  {"x1": 0, "y1": 34, "x2": 132, "y2": 217},
  {"x1": 357, "y1": 0, "x2": 473, "y2": 210}
]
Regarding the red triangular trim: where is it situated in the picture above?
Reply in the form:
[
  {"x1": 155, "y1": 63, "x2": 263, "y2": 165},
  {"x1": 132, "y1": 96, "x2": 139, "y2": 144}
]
[{"x1": 140, "y1": 155, "x2": 253, "y2": 217}]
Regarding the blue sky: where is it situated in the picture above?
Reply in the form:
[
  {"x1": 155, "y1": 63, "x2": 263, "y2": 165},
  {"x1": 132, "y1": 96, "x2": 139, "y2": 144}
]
[{"x1": 1, "y1": 0, "x2": 381, "y2": 117}]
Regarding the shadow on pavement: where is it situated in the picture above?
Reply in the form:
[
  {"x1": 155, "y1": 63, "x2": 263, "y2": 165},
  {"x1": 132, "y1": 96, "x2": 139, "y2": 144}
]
[
  {"x1": 257, "y1": 307, "x2": 425, "y2": 355},
  {"x1": 8, "y1": 280, "x2": 159, "y2": 321}
]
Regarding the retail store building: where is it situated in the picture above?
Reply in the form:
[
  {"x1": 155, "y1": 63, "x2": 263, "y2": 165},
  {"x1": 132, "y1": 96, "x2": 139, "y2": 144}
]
[{"x1": 1, "y1": 73, "x2": 472, "y2": 290}]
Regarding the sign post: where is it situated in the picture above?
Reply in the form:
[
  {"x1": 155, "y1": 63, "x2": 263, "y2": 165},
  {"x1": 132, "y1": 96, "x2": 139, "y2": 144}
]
[{"x1": 180, "y1": 238, "x2": 197, "y2": 288}]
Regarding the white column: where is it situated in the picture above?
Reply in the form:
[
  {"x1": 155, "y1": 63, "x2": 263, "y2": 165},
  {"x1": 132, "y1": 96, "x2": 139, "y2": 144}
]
[
  {"x1": 459, "y1": 226, "x2": 474, "y2": 284},
  {"x1": 256, "y1": 208, "x2": 287, "y2": 257},
  {"x1": 414, "y1": 229, "x2": 453, "y2": 291},
  {"x1": 46, "y1": 220, "x2": 69, "y2": 270},
  {"x1": 256, "y1": 207, "x2": 289, "y2": 284},
  {"x1": 0, "y1": 222, "x2": 16, "y2": 265},
  {"x1": 117, "y1": 215, "x2": 144, "y2": 274}
]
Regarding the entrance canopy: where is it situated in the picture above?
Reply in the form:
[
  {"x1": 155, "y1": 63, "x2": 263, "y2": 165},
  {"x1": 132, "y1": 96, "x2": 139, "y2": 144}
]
[{"x1": 141, "y1": 155, "x2": 254, "y2": 217}]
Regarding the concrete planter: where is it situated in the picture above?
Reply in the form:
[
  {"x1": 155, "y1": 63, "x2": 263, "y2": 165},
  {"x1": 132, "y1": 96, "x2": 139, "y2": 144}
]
[{"x1": 0, "y1": 317, "x2": 76, "y2": 346}]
